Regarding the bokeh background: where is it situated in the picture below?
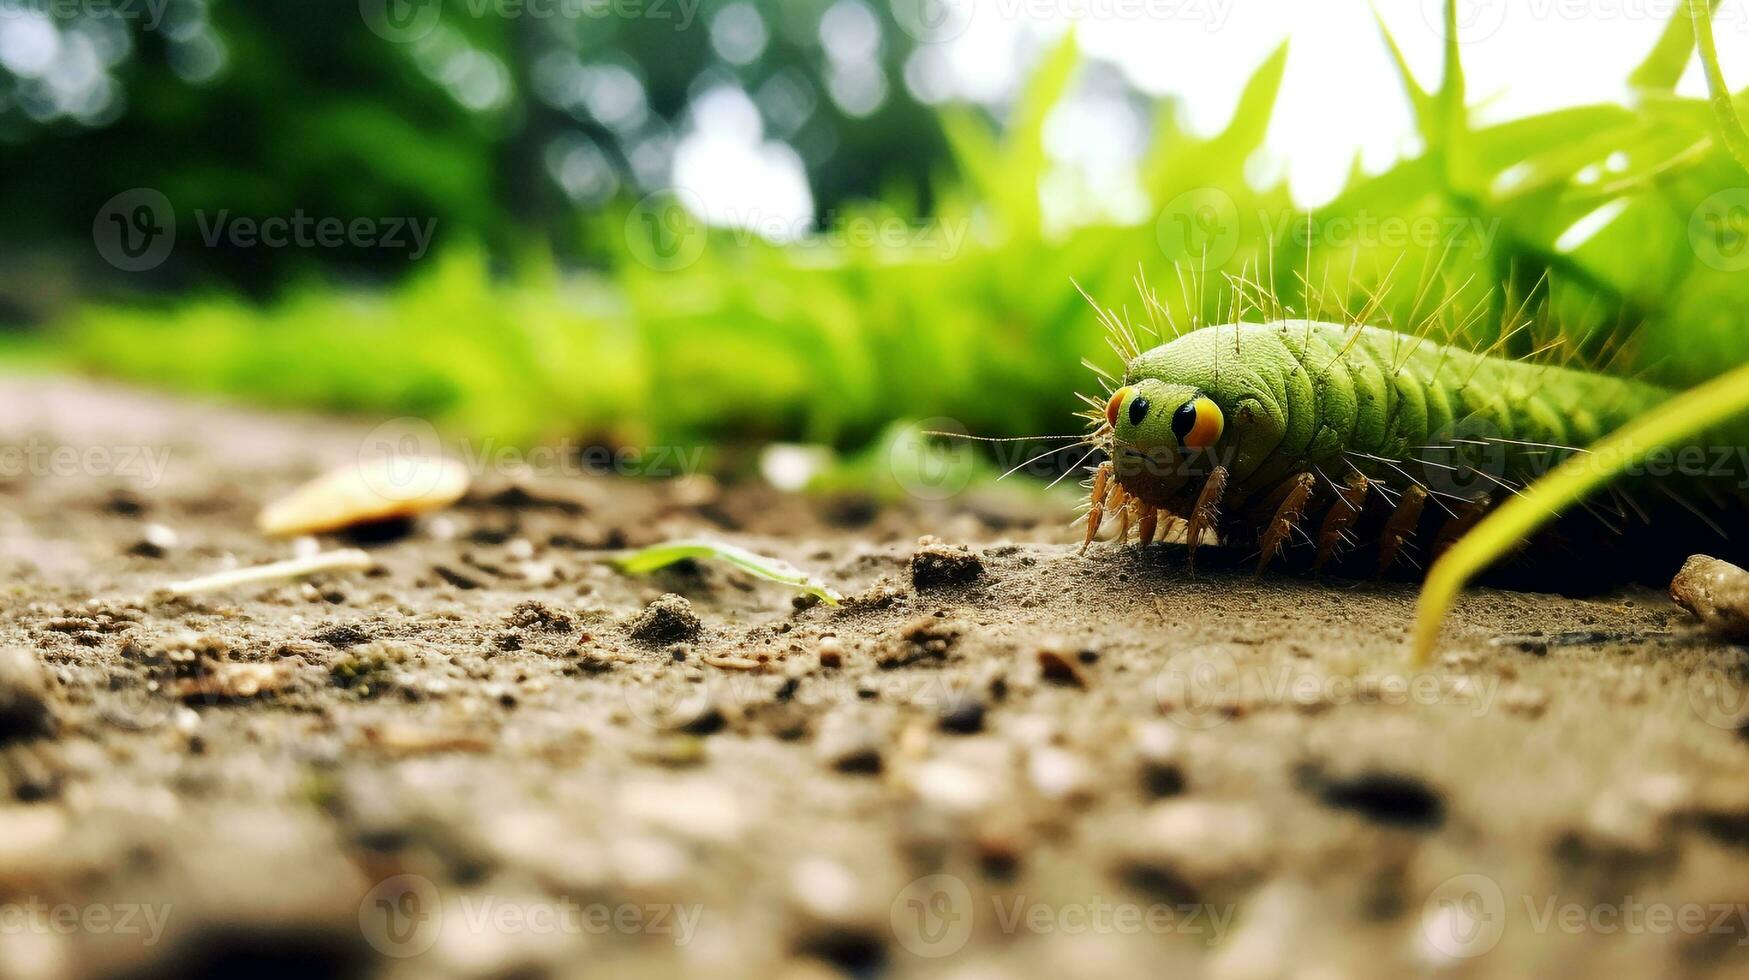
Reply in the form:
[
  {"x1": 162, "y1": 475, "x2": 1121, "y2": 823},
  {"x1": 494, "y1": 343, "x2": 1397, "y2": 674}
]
[{"x1": 4, "y1": 0, "x2": 1749, "y2": 484}]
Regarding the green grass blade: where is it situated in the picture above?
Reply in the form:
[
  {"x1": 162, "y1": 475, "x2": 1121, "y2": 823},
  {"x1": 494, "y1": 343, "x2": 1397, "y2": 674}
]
[
  {"x1": 612, "y1": 539, "x2": 844, "y2": 606},
  {"x1": 1630, "y1": 0, "x2": 1717, "y2": 91},
  {"x1": 1371, "y1": 4, "x2": 1433, "y2": 129},
  {"x1": 1412, "y1": 359, "x2": 1749, "y2": 663},
  {"x1": 1210, "y1": 40, "x2": 1290, "y2": 160},
  {"x1": 1690, "y1": 0, "x2": 1749, "y2": 171}
]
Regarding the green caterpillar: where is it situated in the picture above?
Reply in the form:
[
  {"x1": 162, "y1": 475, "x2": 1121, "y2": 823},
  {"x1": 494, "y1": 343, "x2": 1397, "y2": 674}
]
[{"x1": 1082, "y1": 317, "x2": 1737, "y2": 578}]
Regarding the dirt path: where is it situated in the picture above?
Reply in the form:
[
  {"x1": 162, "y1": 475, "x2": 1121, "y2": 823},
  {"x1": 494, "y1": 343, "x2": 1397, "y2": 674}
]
[{"x1": 1, "y1": 376, "x2": 1747, "y2": 980}]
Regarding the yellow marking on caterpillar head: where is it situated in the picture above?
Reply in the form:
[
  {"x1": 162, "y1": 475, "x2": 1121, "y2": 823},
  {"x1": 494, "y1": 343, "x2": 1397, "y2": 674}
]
[{"x1": 1174, "y1": 396, "x2": 1224, "y2": 450}]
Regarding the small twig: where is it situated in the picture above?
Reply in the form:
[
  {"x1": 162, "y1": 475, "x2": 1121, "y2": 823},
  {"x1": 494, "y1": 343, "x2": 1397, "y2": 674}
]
[{"x1": 163, "y1": 549, "x2": 374, "y2": 596}]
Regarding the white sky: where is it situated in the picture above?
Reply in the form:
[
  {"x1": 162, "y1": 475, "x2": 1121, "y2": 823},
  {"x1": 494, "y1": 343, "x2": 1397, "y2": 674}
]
[
  {"x1": 976, "y1": 0, "x2": 1749, "y2": 203},
  {"x1": 675, "y1": 0, "x2": 1749, "y2": 233}
]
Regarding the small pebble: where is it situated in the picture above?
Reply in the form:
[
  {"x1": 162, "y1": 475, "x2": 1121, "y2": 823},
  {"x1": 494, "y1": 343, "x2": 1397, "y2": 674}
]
[
  {"x1": 1671, "y1": 555, "x2": 1749, "y2": 640},
  {"x1": 1036, "y1": 646, "x2": 1087, "y2": 689},
  {"x1": 937, "y1": 700, "x2": 986, "y2": 735},
  {"x1": 126, "y1": 523, "x2": 179, "y2": 558},
  {"x1": 911, "y1": 759, "x2": 992, "y2": 814},
  {"x1": 1123, "y1": 800, "x2": 1270, "y2": 892},
  {"x1": 818, "y1": 720, "x2": 883, "y2": 774},
  {"x1": 1028, "y1": 747, "x2": 1092, "y2": 803},
  {"x1": 910, "y1": 538, "x2": 985, "y2": 589},
  {"x1": 0, "y1": 649, "x2": 56, "y2": 743},
  {"x1": 258, "y1": 456, "x2": 470, "y2": 536},
  {"x1": 628, "y1": 594, "x2": 702, "y2": 645}
]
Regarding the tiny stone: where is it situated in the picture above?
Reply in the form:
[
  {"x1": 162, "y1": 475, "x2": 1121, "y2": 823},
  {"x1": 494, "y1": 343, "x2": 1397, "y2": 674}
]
[
  {"x1": 1028, "y1": 747, "x2": 1092, "y2": 803},
  {"x1": 1671, "y1": 555, "x2": 1749, "y2": 640},
  {"x1": 937, "y1": 700, "x2": 986, "y2": 735},
  {"x1": 911, "y1": 759, "x2": 992, "y2": 814},
  {"x1": 818, "y1": 720, "x2": 883, "y2": 774},
  {"x1": 628, "y1": 594, "x2": 702, "y2": 645},
  {"x1": 1037, "y1": 646, "x2": 1088, "y2": 688},
  {"x1": 675, "y1": 700, "x2": 727, "y2": 736},
  {"x1": 127, "y1": 523, "x2": 179, "y2": 558},
  {"x1": 910, "y1": 540, "x2": 985, "y2": 589},
  {"x1": 1501, "y1": 685, "x2": 1550, "y2": 718},
  {"x1": 0, "y1": 649, "x2": 56, "y2": 743}
]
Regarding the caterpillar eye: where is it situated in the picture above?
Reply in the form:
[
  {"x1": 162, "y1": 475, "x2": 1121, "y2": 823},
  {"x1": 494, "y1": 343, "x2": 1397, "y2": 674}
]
[
  {"x1": 1127, "y1": 396, "x2": 1150, "y2": 427},
  {"x1": 1105, "y1": 386, "x2": 1133, "y2": 429},
  {"x1": 1172, "y1": 396, "x2": 1224, "y2": 450}
]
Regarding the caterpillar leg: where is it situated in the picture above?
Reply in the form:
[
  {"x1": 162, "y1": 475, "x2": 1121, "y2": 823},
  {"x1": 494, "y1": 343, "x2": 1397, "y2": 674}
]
[
  {"x1": 1257, "y1": 472, "x2": 1317, "y2": 576},
  {"x1": 1432, "y1": 493, "x2": 1492, "y2": 560},
  {"x1": 1136, "y1": 501, "x2": 1159, "y2": 547},
  {"x1": 1185, "y1": 465, "x2": 1229, "y2": 574},
  {"x1": 1081, "y1": 461, "x2": 1113, "y2": 553},
  {"x1": 1378, "y1": 483, "x2": 1430, "y2": 574},
  {"x1": 1314, "y1": 473, "x2": 1371, "y2": 573}
]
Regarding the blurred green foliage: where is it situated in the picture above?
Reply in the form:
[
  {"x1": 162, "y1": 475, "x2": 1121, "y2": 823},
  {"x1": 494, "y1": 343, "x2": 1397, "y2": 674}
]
[
  {"x1": 46, "y1": 4, "x2": 1749, "y2": 465},
  {"x1": 0, "y1": 0, "x2": 949, "y2": 309}
]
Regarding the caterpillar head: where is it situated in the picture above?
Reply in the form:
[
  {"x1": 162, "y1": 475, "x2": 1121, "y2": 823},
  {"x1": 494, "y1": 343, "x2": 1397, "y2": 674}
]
[
  {"x1": 1102, "y1": 324, "x2": 1291, "y2": 507},
  {"x1": 1104, "y1": 382, "x2": 1223, "y2": 505}
]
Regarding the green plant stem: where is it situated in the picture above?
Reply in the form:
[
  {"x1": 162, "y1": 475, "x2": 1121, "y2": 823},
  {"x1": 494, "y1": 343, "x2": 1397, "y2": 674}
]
[
  {"x1": 1690, "y1": 0, "x2": 1749, "y2": 172},
  {"x1": 1413, "y1": 359, "x2": 1749, "y2": 663}
]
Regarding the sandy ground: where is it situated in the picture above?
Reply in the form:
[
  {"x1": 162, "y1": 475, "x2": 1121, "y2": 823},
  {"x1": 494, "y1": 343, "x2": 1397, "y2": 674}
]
[{"x1": 1, "y1": 375, "x2": 1747, "y2": 980}]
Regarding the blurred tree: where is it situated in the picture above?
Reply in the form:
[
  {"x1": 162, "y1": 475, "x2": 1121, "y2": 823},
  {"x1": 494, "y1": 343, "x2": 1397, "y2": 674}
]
[{"x1": 0, "y1": 0, "x2": 952, "y2": 312}]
